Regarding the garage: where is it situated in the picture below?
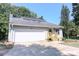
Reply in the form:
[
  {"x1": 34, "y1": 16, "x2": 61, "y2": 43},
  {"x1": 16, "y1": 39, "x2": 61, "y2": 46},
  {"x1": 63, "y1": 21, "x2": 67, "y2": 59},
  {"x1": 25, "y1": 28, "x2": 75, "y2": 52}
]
[
  {"x1": 14, "y1": 26, "x2": 48, "y2": 42},
  {"x1": 8, "y1": 14, "x2": 63, "y2": 43}
]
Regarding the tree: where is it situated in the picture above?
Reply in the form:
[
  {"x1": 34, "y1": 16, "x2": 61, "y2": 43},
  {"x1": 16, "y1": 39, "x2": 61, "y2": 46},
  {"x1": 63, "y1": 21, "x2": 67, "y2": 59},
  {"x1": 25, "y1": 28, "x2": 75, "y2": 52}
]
[
  {"x1": 72, "y1": 3, "x2": 79, "y2": 35},
  {"x1": 68, "y1": 20, "x2": 77, "y2": 37},
  {"x1": 13, "y1": 7, "x2": 30, "y2": 17},
  {"x1": 0, "y1": 4, "x2": 11, "y2": 37},
  {"x1": 60, "y1": 5, "x2": 70, "y2": 38},
  {"x1": 0, "y1": 4, "x2": 11, "y2": 40},
  {"x1": 39, "y1": 16, "x2": 44, "y2": 19},
  {"x1": 72, "y1": 3, "x2": 79, "y2": 26},
  {"x1": 0, "y1": 14, "x2": 9, "y2": 40},
  {"x1": 30, "y1": 12, "x2": 37, "y2": 18},
  {"x1": 11, "y1": 6, "x2": 37, "y2": 18},
  {"x1": 0, "y1": 3, "x2": 38, "y2": 41}
]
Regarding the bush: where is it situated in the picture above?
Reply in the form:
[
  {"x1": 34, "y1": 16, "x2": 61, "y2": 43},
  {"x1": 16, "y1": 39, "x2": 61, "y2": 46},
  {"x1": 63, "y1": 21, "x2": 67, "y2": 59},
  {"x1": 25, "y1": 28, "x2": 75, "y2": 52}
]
[{"x1": 62, "y1": 37, "x2": 66, "y2": 41}]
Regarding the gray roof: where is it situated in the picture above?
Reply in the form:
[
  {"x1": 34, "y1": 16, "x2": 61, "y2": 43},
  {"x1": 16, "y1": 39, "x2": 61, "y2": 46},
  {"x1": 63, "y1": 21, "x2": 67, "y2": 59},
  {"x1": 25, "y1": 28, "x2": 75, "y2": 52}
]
[{"x1": 9, "y1": 16, "x2": 63, "y2": 29}]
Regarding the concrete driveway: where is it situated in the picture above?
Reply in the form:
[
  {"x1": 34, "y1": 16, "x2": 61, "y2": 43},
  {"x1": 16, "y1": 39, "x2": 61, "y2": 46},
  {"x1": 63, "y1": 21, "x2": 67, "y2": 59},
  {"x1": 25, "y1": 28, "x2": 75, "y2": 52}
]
[{"x1": 4, "y1": 41, "x2": 79, "y2": 56}]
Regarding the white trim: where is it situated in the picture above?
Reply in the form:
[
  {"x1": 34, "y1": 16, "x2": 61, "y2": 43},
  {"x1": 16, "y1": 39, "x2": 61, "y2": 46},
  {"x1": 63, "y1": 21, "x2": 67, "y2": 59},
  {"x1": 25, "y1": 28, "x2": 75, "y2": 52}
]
[
  {"x1": 13, "y1": 26, "x2": 48, "y2": 42},
  {"x1": 8, "y1": 24, "x2": 15, "y2": 42},
  {"x1": 59, "y1": 29, "x2": 63, "y2": 37}
]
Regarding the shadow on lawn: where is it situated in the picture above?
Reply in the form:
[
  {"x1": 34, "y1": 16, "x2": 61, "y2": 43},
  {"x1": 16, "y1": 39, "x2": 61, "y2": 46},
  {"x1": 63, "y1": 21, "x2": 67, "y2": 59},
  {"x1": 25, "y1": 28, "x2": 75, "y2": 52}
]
[{"x1": 5, "y1": 44, "x2": 75, "y2": 56}]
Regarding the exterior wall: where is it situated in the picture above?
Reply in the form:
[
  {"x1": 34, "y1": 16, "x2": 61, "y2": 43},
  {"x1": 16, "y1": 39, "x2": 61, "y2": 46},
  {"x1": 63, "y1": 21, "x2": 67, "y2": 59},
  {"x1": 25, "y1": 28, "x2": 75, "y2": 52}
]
[
  {"x1": 8, "y1": 24, "x2": 63, "y2": 42},
  {"x1": 9, "y1": 25, "x2": 49, "y2": 42},
  {"x1": 57, "y1": 29, "x2": 63, "y2": 41},
  {"x1": 8, "y1": 24, "x2": 15, "y2": 42},
  {"x1": 49, "y1": 28, "x2": 63, "y2": 41},
  {"x1": 59, "y1": 29, "x2": 63, "y2": 38},
  {"x1": 8, "y1": 14, "x2": 15, "y2": 42},
  {"x1": 59, "y1": 29, "x2": 63, "y2": 41}
]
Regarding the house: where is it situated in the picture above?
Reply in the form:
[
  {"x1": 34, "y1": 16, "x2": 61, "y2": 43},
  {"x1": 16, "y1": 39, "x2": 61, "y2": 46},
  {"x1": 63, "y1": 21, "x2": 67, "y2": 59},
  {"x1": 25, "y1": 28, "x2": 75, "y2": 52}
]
[{"x1": 8, "y1": 14, "x2": 63, "y2": 43}]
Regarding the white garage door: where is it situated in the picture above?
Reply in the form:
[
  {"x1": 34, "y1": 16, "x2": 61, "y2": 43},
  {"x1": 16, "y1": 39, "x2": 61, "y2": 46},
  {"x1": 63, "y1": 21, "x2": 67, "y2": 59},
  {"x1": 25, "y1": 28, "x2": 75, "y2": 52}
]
[{"x1": 14, "y1": 27, "x2": 48, "y2": 42}]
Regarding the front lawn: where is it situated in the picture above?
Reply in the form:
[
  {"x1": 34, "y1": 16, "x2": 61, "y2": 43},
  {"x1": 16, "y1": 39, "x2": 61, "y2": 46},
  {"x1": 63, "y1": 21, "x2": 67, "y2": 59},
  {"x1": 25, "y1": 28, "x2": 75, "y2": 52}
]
[
  {"x1": 64, "y1": 43, "x2": 79, "y2": 48},
  {"x1": 63, "y1": 40, "x2": 79, "y2": 48}
]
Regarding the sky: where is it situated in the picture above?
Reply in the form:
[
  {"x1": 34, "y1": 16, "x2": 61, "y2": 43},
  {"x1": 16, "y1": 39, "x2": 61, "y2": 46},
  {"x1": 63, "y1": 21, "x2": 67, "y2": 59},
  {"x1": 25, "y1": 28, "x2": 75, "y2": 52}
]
[{"x1": 14, "y1": 3, "x2": 72, "y2": 25}]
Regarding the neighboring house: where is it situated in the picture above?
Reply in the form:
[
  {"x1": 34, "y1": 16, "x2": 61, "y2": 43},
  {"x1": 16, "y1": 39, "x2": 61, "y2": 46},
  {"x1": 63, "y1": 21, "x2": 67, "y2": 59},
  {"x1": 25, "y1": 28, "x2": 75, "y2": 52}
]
[{"x1": 8, "y1": 14, "x2": 63, "y2": 43}]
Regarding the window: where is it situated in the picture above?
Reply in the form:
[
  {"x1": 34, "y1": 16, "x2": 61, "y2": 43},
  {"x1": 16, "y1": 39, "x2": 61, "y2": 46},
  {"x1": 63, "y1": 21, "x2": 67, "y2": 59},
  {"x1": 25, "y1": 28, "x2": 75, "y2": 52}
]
[
  {"x1": 56, "y1": 29, "x2": 59, "y2": 34},
  {"x1": 49, "y1": 29, "x2": 52, "y2": 32}
]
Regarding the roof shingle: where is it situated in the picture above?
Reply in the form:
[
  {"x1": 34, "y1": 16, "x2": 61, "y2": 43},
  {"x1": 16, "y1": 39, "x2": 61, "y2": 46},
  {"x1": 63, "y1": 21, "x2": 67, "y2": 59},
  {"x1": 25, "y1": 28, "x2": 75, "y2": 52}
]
[{"x1": 9, "y1": 16, "x2": 63, "y2": 29}]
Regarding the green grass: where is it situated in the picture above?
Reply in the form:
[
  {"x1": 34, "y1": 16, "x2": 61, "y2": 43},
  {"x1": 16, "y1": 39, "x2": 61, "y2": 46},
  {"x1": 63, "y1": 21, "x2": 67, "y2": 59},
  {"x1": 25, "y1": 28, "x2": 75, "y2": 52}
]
[
  {"x1": 63, "y1": 36, "x2": 79, "y2": 40},
  {"x1": 64, "y1": 42, "x2": 79, "y2": 48},
  {"x1": 64, "y1": 43, "x2": 79, "y2": 47}
]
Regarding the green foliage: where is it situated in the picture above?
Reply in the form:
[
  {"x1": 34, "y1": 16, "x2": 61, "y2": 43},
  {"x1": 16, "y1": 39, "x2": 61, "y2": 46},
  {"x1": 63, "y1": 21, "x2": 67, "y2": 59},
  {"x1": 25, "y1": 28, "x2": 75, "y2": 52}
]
[
  {"x1": 60, "y1": 4, "x2": 79, "y2": 40},
  {"x1": 39, "y1": 16, "x2": 44, "y2": 19},
  {"x1": 68, "y1": 21, "x2": 77, "y2": 36},
  {"x1": 0, "y1": 14, "x2": 8, "y2": 23},
  {"x1": 60, "y1": 5, "x2": 70, "y2": 38},
  {"x1": 30, "y1": 12, "x2": 37, "y2": 18},
  {"x1": 0, "y1": 23, "x2": 8, "y2": 40},
  {"x1": 60, "y1": 5, "x2": 70, "y2": 26},
  {"x1": 0, "y1": 4, "x2": 10, "y2": 40},
  {"x1": 12, "y1": 6, "x2": 30, "y2": 17},
  {"x1": 72, "y1": 3, "x2": 79, "y2": 35},
  {"x1": 72, "y1": 3, "x2": 79, "y2": 26},
  {"x1": 11, "y1": 6, "x2": 37, "y2": 18},
  {"x1": 60, "y1": 4, "x2": 79, "y2": 39},
  {"x1": 0, "y1": 3, "x2": 38, "y2": 40}
]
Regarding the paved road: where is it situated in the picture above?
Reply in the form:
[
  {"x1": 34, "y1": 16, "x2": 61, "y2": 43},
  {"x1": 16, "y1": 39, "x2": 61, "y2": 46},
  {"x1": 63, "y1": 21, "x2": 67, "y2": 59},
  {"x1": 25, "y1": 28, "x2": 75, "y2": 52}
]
[{"x1": 4, "y1": 41, "x2": 79, "y2": 56}]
